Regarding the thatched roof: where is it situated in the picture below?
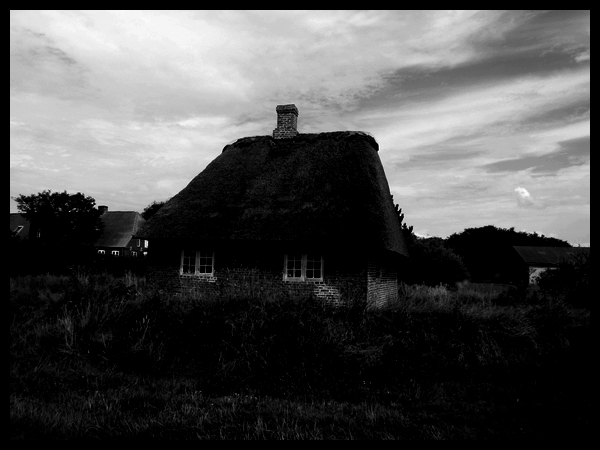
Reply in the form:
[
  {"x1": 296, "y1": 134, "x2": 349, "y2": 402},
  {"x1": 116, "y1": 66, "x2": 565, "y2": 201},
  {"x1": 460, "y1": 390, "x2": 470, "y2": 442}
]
[
  {"x1": 95, "y1": 211, "x2": 145, "y2": 248},
  {"x1": 137, "y1": 131, "x2": 408, "y2": 256}
]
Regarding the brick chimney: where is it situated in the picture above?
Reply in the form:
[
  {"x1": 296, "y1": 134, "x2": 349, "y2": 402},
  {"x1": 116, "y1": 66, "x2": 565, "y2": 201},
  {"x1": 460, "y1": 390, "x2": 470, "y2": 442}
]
[
  {"x1": 273, "y1": 104, "x2": 298, "y2": 139},
  {"x1": 98, "y1": 205, "x2": 108, "y2": 215}
]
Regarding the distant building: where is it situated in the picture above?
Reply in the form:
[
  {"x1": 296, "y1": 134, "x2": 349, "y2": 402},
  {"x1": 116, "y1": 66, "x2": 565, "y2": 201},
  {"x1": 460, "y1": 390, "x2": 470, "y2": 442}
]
[
  {"x1": 513, "y1": 246, "x2": 590, "y2": 284},
  {"x1": 10, "y1": 206, "x2": 148, "y2": 257},
  {"x1": 95, "y1": 206, "x2": 148, "y2": 257},
  {"x1": 10, "y1": 213, "x2": 32, "y2": 239}
]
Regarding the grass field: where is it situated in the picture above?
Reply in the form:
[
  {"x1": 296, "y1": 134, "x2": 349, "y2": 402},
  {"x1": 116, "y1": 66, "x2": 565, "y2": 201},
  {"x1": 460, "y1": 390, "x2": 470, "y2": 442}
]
[{"x1": 10, "y1": 273, "x2": 591, "y2": 439}]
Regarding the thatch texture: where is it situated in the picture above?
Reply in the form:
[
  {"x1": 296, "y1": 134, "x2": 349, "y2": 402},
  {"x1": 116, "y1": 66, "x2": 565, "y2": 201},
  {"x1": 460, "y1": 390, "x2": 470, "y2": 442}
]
[
  {"x1": 95, "y1": 211, "x2": 145, "y2": 248},
  {"x1": 138, "y1": 131, "x2": 408, "y2": 256}
]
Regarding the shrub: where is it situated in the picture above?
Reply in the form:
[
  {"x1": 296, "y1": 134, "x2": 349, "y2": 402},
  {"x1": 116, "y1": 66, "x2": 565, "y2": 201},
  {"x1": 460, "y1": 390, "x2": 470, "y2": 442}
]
[
  {"x1": 10, "y1": 272, "x2": 591, "y2": 439},
  {"x1": 401, "y1": 237, "x2": 469, "y2": 287},
  {"x1": 536, "y1": 252, "x2": 590, "y2": 308}
]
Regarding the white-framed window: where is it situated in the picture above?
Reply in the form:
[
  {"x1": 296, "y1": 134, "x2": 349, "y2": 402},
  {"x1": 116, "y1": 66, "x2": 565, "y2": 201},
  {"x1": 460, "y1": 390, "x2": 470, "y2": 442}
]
[
  {"x1": 111, "y1": 250, "x2": 120, "y2": 256},
  {"x1": 98, "y1": 249, "x2": 105, "y2": 255},
  {"x1": 283, "y1": 253, "x2": 323, "y2": 282},
  {"x1": 132, "y1": 251, "x2": 137, "y2": 257},
  {"x1": 180, "y1": 250, "x2": 214, "y2": 276}
]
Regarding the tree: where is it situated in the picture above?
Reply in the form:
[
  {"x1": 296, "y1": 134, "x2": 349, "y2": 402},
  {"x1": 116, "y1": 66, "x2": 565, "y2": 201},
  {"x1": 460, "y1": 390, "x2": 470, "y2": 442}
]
[
  {"x1": 391, "y1": 195, "x2": 468, "y2": 286},
  {"x1": 537, "y1": 251, "x2": 590, "y2": 308},
  {"x1": 11, "y1": 190, "x2": 104, "y2": 275},
  {"x1": 141, "y1": 199, "x2": 169, "y2": 221},
  {"x1": 391, "y1": 195, "x2": 415, "y2": 248},
  {"x1": 13, "y1": 190, "x2": 103, "y2": 245},
  {"x1": 446, "y1": 225, "x2": 571, "y2": 283},
  {"x1": 403, "y1": 236, "x2": 470, "y2": 286}
]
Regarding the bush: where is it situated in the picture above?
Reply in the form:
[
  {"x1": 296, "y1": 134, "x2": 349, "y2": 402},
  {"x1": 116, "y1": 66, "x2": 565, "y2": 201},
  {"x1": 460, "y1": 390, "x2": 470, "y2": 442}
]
[
  {"x1": 537, "y1": 252, "x2": 590, "y2": 308},
  {"x1": 402, "y1": 237, "x2": 469, "y2": 287},
  {"x1": 10, "y1": 273, "x2": 591, "y2": 439}
]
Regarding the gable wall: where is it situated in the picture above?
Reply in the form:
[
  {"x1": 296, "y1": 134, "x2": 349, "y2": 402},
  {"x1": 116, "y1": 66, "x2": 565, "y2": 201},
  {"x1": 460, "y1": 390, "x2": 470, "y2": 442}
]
[{"x1": 367, "y1": 252, "x2": 399, "y2": 308}]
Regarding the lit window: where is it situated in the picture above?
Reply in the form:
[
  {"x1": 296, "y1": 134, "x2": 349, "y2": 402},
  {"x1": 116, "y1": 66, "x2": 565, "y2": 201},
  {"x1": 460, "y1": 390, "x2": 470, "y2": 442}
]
[
  {"x1": 98, "y1": 249, "x2": 105, "y2": 254},
  {"x1": 180, "y1": 250, "x2": 214, "y2": 276},
  {"x1": 132, "y1": 251, "x2": 137, "y2": 257},
  {"x1": 284, "y1": 254, "x2": 323, "y2": 281},
  {"x1": 13, "y1": 225, "x2": 24, "y2": 235},
  {"x1": 111, "y1": 250, "x2": 120, "y2": 256}
]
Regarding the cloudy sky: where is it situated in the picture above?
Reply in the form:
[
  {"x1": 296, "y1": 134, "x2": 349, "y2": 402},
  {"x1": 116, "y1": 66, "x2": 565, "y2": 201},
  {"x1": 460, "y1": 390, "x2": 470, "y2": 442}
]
[{"x1": 10, "y1": 10, "x2": 590, "y2": 246}]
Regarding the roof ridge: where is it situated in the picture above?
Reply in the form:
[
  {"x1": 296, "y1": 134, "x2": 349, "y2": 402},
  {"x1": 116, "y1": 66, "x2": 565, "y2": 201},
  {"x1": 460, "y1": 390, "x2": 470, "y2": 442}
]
[
  {"x1": 132, "y1": 211, "x2": 143, "y2": 234},
  {"x1": 223, "y1": 130, "x2": 379, "y2": 153}
]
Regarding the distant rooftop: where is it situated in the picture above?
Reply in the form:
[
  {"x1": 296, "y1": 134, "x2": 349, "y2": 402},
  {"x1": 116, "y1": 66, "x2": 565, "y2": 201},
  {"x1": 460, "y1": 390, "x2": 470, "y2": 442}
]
[{"x1": 513, "y1": 246, "x2": 590, "y2": 266}]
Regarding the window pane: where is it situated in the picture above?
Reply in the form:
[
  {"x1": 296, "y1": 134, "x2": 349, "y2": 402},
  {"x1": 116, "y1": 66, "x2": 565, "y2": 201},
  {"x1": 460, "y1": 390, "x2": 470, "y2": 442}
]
[
  {"x1": 305, "y1": 255, "x2": 322, "y2": 279},
  {"x1": 196, "y1": 251, "x2": 213, "y2": 274},
  {"x1": 286, "y1": 254, "x2": 302, "y2": 278},
  {"x1": 182, "y1": 250, "x2": 196, "y2": 274}
]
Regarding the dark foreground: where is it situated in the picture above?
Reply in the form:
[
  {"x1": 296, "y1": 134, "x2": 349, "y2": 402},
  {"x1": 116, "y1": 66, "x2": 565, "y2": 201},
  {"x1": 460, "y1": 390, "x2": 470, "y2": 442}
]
[{"x1": 10, "y1": 274, "x2": 591, "y2": 439}]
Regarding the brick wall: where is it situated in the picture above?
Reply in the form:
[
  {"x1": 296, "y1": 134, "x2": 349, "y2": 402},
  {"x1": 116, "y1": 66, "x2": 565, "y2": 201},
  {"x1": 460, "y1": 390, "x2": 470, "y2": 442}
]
[
  {"x1": 145, "y1": 243, "x2": 369, "y2": 306},
  {"x1": 146, "y1": 264, "x2": 182, "y2": 294},
  {"x1": 147, "y1": 243, "x2": 386, "y2": 305},
  {"x1": 367, "y1": 256, "x2": 398, "y2": 308},
  {"x1": 273, "y1": 104, "x2": 298, "y2": 139},
  {"x1": 176, "y1": 267, "x2": 366, "y2": 307}
]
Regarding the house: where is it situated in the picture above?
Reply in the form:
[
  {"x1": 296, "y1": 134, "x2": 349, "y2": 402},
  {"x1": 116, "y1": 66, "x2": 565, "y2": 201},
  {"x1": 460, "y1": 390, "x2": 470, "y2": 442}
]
[
  {"x1": 10, "y1": 207, "x2": 147, "y2": 257},
  {"x1": 95, "y1": 206, "x2": 148, "y2": 257},
  {"x1": 513, "y1": 246, "x2": 590, "y2": 284},
  {"x1": 136, "y1": 104, "x2": 409, "y2": 307},
  {"x1": 10, "y1": 213, "x2": 32, "y2": 239}
]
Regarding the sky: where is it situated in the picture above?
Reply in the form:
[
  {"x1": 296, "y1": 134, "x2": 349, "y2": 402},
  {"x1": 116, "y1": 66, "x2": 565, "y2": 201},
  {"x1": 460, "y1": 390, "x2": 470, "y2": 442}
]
[{"x1": 10, "y1": 10, "x2": 590, "y2": 246}]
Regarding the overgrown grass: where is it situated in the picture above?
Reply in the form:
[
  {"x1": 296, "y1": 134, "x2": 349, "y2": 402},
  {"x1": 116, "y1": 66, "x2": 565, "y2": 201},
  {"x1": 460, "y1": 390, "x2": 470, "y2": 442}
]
[{"x1": 10, "y1": 274, "x2": 591, "y2": 439}]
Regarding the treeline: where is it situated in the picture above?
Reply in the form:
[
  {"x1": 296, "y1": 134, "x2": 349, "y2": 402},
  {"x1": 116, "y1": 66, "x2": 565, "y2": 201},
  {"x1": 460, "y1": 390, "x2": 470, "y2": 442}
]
[
  {"x1": 399, "y1": 225, "x2": 572, "y2": 287},
  {"x1": 11, "y1": 191, "x2": 578, "y2": 287}
]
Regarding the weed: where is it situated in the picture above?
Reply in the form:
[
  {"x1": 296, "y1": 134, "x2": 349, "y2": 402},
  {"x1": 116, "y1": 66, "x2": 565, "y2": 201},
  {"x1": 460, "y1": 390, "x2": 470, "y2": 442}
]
[{"x1": 10, "y1": 274, "x2": 591, "y2": 439}]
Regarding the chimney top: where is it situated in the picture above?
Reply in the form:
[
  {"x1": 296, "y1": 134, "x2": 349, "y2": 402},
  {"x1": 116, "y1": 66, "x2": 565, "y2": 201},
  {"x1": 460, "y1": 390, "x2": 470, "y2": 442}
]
[
  {"x1": 273, "y1": 104, "x2": 298, "y2": 139},
  {"x1": 98, "y1": 205, "x2": 108, "y2": 214}
]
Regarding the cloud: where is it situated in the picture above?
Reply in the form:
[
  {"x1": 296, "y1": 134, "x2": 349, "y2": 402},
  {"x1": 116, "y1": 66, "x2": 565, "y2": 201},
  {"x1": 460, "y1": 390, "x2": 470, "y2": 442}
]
[
  {"x1": 482, "y1": 136, "x2": 590, "y2": 175},
  {"x1": 365, "y1": 67, "x2": 589, "y2": 164},
  {"x1": 514, "y1": 187, "x2": 536, "y2": 208},
  {"x1": 8, "y1": 11, "x2": 549, "y2": 122},
  {"x1": 10, "y1": 154, "x2": 34, "y2": 168},
  {"x1": 575, "y1": 51, "x2": 590, "y2": 62},
  {"x1": 10, "y1": 24, "x2": 91, "y2": 100},
  {"x1": 9, "y1": 11, "x2": 590, "y2": 248}
]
